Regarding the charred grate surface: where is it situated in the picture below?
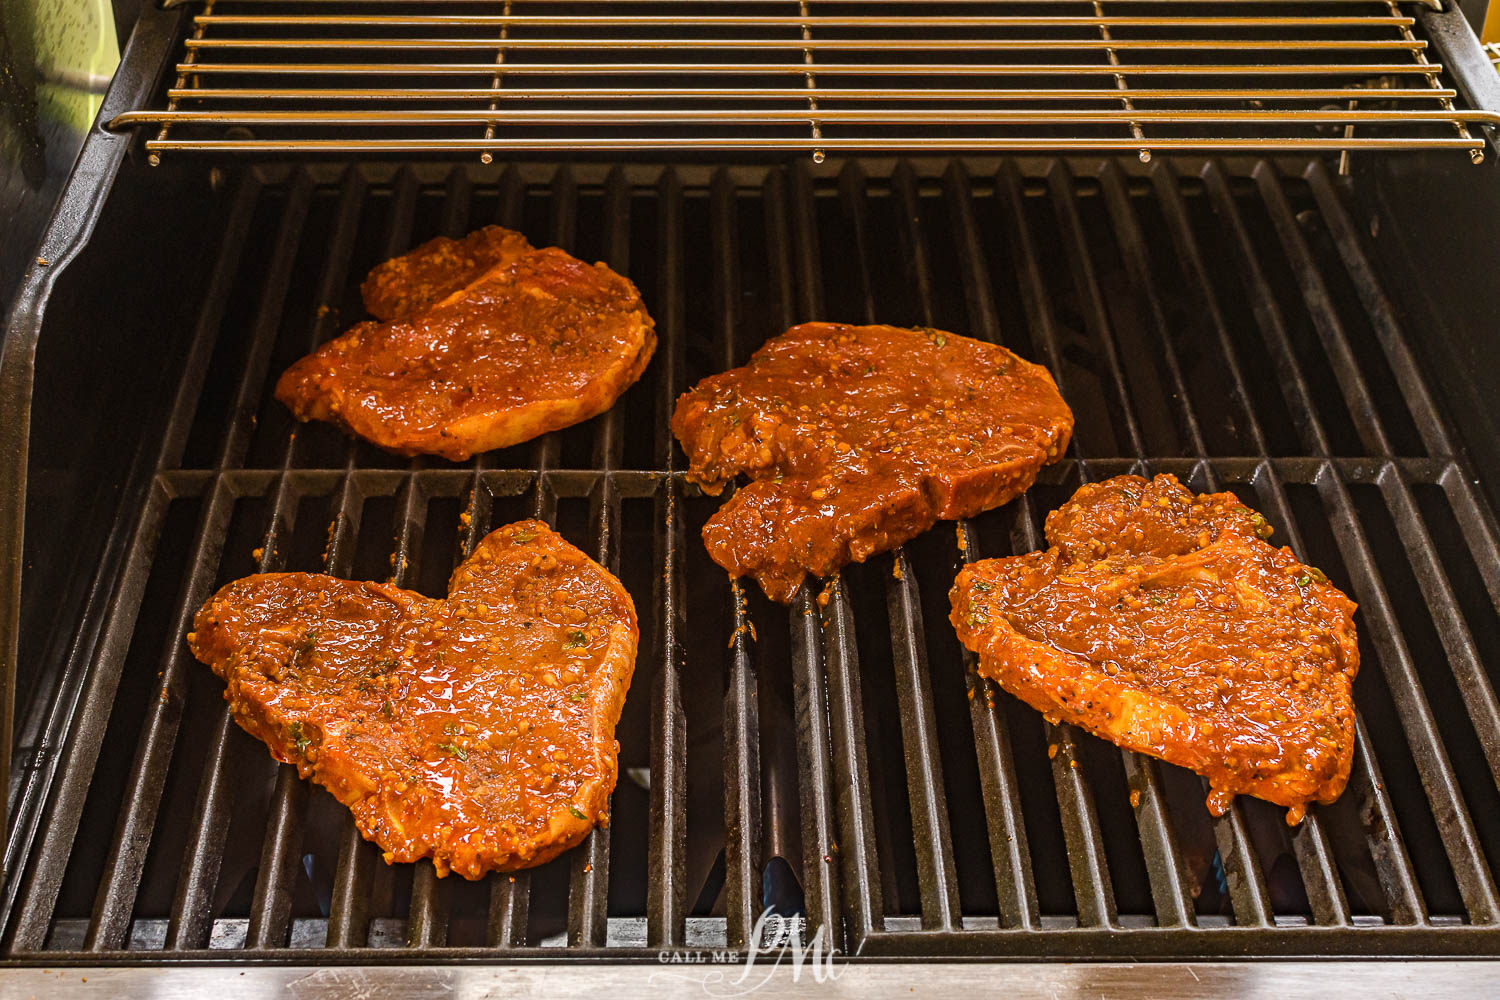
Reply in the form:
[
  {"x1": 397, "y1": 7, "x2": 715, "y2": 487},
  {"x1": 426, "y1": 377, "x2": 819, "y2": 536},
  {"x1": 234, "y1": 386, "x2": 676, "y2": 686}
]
[{"x1": 6, "y1": 157, "x2": 1500, "y2": 961}]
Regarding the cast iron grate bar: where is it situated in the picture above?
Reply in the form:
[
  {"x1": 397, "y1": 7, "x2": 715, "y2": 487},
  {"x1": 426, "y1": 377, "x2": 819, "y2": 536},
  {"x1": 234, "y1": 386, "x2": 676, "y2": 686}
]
[
  {"x1": 1199, "y1": 161, "x2": 1333, "y2": 458},
  {"x1": 759, "y1": 166, "x2": 844, "y2": 949},
  {"x1": 790, "y1": 160, "x2": 884, "y2": 950},
  {"x1": 647, "y1": 167, "x2": 688, "y2": 949},
  {"x1": 1348, "y1": 714, "x2": 1426, "y2": 925},
  {"x1": 82, "y1": 477, "x2": 239, "y2": 951},
  {"x1": 886, "y1": 166, "x2": 964, "y2": 933},
  {"x1": 1252, "y1": 163, "x2": 1393, "y2": 457},
  {"x1": 1227, "y1": 467, "x2": 1351, "y2": 928},
  {"x1": 944, "y1": 161, "x2": 1042, "y2": 931},
  {"x1": 9, "y1": 158, "x2": 1500, "y2": 962},
  {"x1": 320, "y1": 170, "x2": 423, "y2": 951},
  {"x1": 2, "y1": 164, "x2": 274, "y2": 952},
  {"x1": 1091, "y1": 172, "x2": 1376, "y2": 930},
  {"x1": 1379, "y1": 466, "x2": 1500, "y2": 792},
  {"x1": 313, "y1": 477, "x2": 371, "y2": 950},
  {"x1": 1318, "y1": 465, "x2": 1500, "y2": 923},
  {"x1": 1044, "y1": 173, "x2": 1202, "y2": 927},
  {"x1": 1300, "y1": 161, "x2": 1453, "y2": 458},
  {"x1": 81, "y1": 165, "x2": 325, "y2": 947},
  {"x1": 1096, "y1": 162, "x2": 1208, "y2": 458},
  {"x1": 564, "y1": 169, "x2": 635, "y2": 953},
  {"x1": 391, "y1": 479, "x2": 449, "y2": 951},
  {"x1": 565, "y1": 480, "x2": 615, "y2": 949},
  {"x1": 833, "y1": 163, "x2": 922, "y2": 928},
  {"x1": 712, "y1": 167, "x2": 764, "y2": 952},
  {"x1": 1019, "y1": 495, "x2": 1119, "y2": 930},
  {"x1": 1222, "y1": 156, "x2": 1500, "y2": 921},
  {"x1": 986, "y1": 165, "x2": 1126, "y2": 929},
  {"x1": 1146, "y1": 159, "x2": 1270, "y2": 457}
]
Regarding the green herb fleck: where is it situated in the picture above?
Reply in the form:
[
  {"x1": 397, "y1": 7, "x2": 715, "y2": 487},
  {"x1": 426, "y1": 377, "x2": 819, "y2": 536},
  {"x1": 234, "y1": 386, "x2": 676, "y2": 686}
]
[
  {"x1": 1296, "y1": 574, "x2": 1312, "y2": 587},
  {"x1": 567, "y1": 804, "x2": 588, "y2": 821},
  {"x1": 569, "y1": 690, "x2": 586, "y2": 703},
  {"x1": 1308, "y1": 566, "x2": 1328, "y2": 584},
  {"x1": 965, "y1": 612, "x2": 988, "y2": 629},
  {"x1": 297, "y1": 629, "x2": 319, "y2": 655},
  {"x1": 972, "y1": 580, "x2": 993, "y2": 593},
  {"x1": 995, "y1": 360, "x2": 1012, "y2": 376},
  {"x1": 444, "y1": 722, "x2": 459, "y2": 735},
  {"x1": 514, "y1": 527, "x2": 537, "y2": 543},
  {"x1": 372, "y1": 657, "x2": 398, "y2": 676},
  {"x1": 381, "y1": 700, "x2": 394, "y2": 719},
  {"x1": 289, "y1": 721, "x2": 312, "y2": 754},
  {"x1": 864, "y1": 363, "x2": 876, "y2": 375},
  {"x1": 564, "y1": 629, "x2": 588, "y2": 649},
  {"x1": 1149, "y1": 594, "x2": 1166, "y2": 606},
  {"x1": 729, "y1": 413, "x2": 740, "y2": 427},
  {"x1": 437, "y1": 740, "x2": 469, "y2": 762}
]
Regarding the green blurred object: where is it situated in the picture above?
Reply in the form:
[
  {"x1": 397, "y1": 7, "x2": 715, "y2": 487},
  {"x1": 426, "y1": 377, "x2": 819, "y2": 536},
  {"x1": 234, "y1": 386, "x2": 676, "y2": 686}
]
[
  {"x1": 0, "y1": 0, "x2": 120, "y2": 315},
  {"x1": 29, "y1": 0, "x2": 119, "y2": 129}
]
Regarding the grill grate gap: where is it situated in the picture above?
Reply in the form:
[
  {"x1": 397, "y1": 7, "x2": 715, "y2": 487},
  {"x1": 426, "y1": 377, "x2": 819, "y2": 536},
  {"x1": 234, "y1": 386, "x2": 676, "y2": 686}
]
[{"x1": 1346, "y1": 484, "x2": 1500, "y2": 884}]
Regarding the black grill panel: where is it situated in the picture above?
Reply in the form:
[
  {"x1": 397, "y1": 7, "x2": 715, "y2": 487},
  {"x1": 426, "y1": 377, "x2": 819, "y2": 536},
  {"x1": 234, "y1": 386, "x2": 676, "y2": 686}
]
[{"x1": 7, "y1": 157, "x2": 1500, "y2": 959}]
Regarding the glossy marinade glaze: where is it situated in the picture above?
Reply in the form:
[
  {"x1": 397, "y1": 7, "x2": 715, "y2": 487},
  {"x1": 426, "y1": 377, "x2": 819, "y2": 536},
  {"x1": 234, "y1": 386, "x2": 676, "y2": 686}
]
[
  {"x1": 187, "y1": 521, "x2": 638, "y2": 879},
  {"x1": 672, "y1": 322, "x2": 1074, "y2": 602},
  {"x1": 276, "y1": 225, "x2": 656, "y2": 461},
  {"x1": 360, "y1": 225, "x2": 535, "y2": 323},
  {"x1": 951, "y1": 474, "x2": 1359, "y2": 823}
]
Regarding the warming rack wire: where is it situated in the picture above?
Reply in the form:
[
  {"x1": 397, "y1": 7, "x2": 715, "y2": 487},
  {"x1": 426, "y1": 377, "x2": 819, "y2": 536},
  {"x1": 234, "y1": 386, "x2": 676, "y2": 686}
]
[{"x1": 111, "y1": 0, "x2": 1500, "y2": 163}]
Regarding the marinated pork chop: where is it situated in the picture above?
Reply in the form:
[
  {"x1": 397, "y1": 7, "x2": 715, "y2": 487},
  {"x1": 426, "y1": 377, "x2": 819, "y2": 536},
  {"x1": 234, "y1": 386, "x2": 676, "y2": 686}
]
[
  {"x1": 187, "y1": 521, "x2": 638, "y2": 879},
  {"x1": 277, "y1": 227, "x2": 656, "y2": 461},
  {"x1": 951, "y1": 474, "x2": 1359, "y2": 823},
  {"x1": 361, "y1": 225, "x2": 535, "y2": 322},
  {"x1": 672, "y1": 323, "x2": 1073, "y2": 602}
]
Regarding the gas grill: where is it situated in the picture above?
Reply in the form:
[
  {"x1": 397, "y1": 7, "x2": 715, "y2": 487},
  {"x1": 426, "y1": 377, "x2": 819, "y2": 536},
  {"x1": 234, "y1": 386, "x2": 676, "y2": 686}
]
[{"x1": 4, "y1": 0, "x2": 1500, "y2": 991}]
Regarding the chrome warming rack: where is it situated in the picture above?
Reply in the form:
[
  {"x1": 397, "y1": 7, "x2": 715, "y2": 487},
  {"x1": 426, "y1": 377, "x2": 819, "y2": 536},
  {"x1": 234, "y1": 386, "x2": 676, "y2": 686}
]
[{"x1": 111, "y1": 0, "x2": 1500, "y2": 163}]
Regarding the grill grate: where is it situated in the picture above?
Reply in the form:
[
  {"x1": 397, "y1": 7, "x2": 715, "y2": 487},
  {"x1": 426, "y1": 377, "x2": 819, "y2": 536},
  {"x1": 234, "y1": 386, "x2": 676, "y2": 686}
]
[
  {"x1": 6, "y1": 156, "x2": 1500, "y2": 960},
  {"x1": 109, "y1": 1, "x2": 1500, "y2": 163}
]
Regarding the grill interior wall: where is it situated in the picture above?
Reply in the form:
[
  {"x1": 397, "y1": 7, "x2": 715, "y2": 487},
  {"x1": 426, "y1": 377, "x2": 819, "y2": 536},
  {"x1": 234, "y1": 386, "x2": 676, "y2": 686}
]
[{"x1": 7, "y1": 157, "x2": 1500, "y2": 958}]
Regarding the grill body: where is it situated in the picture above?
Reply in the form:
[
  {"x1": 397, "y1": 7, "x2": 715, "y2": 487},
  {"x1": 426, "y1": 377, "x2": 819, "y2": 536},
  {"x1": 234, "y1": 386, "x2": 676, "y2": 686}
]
[{"x1": 3, "y1": 0, "x2": 1500, "y2": 973}]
